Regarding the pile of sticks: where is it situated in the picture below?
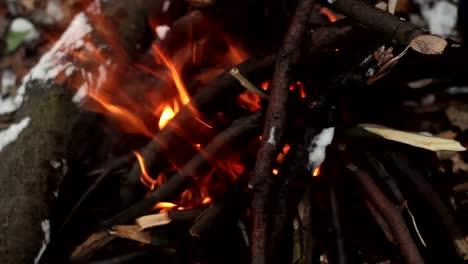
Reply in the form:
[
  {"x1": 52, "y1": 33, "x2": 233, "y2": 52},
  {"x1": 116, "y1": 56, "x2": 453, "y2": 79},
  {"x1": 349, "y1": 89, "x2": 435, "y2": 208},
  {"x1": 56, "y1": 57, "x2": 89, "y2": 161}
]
[{"x1": 30, "y1": 0, "x2": 468, "y2": 263}]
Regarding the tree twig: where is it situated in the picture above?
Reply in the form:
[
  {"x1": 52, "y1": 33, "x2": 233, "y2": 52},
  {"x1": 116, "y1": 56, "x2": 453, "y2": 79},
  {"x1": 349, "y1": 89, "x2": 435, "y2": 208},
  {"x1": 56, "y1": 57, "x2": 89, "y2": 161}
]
[
  {"x1": 345, "y1": 162, "x2": 425, "y2": 264},
  {"x1": 249, "y1": 0, "x2": 316, "y2": 262},
  {"x1": 327, "y1": 0, "x2": 447, "y2": 54}
]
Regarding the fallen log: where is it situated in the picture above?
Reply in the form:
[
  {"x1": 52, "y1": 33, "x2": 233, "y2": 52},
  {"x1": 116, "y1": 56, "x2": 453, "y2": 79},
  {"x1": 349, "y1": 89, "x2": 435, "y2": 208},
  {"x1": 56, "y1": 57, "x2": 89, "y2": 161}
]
[{"x1": 0, "y1": 0, "x2": 168, "y2": 262}]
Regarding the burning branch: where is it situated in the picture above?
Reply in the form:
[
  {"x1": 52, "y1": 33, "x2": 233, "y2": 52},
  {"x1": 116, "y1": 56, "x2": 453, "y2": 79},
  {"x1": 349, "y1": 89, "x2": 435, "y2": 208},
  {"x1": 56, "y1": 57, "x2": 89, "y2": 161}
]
[
  {"x1": 107, "y1": 111, "x2": 264, "y2": 227},
  {"x1": 120, "y1": 55, "x2": 274, "y2": 206}
]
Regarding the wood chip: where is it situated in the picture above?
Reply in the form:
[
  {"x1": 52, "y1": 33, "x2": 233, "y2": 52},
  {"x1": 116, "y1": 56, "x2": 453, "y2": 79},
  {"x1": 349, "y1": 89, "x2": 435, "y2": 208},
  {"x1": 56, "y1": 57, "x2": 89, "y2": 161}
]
[
  {"x1": 71, "y1": 232, "x2": 114, "y2": 259},
  {"x1": 111, "y1": 225, "x2": 152, "y2": 244},
  {"x1": 410, "y1": 35, "x2": 447, "y2": 55},
  {"x1": 136, "y1": 212, "x2": 171, "y2": 230},
  {"x1": 361, "y1": 125, "x2": 466, "y2": 152}
]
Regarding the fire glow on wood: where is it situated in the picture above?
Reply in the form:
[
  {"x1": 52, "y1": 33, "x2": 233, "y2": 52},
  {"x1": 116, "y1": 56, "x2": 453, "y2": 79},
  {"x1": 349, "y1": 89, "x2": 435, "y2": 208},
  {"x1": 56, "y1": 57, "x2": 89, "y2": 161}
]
[{"x1": 2, "y1": 0, "x2": 468, "y2": 263}]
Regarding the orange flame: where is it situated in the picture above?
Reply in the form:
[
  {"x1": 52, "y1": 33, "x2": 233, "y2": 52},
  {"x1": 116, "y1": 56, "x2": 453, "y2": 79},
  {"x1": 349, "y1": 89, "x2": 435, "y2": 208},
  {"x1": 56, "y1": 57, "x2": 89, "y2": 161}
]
[
  {"x1": 154, "y1": 202, "x2": 177, "y2": 213},
  {"x1": 238, "y1": 91, "x2": 262, "y2": 112},
  {"x1": 153, "y1": 45, "x2": 191, "y2": 105},
  {"x1": 272, "y1": 168, "x2": 279, "y2": 175},
  {"x1": 320, "y1": 7, "x2": 337, "y2": 22},
  {"x1": 132, "y1": 150, "x2": 156, "y2": 190}
]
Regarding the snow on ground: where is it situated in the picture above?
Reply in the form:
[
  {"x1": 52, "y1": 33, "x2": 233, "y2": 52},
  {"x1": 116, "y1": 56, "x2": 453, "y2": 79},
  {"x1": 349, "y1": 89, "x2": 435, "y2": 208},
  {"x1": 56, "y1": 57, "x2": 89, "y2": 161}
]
[
  {"x1": 0, "y1": 12, "x2": 92, "y2": 115},
  {"x1": 33, "y1": 219, "x2": 51, "y2": 264},
  {"x1": 0, "y1": 117, "x2": 30, "y2": 152}
]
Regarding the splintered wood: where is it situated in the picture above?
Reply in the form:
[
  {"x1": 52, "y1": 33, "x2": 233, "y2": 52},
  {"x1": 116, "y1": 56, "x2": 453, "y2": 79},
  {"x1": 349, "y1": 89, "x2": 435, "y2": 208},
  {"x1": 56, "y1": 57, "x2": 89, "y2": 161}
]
[
  {"x1": 136, "y1": 212, "x2": 171, "y2": 230},
  {"x1": 361, "y1": 125, "x2": 466, "y2": 152}
]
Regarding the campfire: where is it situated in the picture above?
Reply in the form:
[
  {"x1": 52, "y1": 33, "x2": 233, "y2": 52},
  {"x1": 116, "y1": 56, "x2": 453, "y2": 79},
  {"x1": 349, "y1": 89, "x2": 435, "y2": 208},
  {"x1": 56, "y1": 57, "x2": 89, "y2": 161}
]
[{"x1": 1, "y1": 0, "x2": 468, "y2": 263}]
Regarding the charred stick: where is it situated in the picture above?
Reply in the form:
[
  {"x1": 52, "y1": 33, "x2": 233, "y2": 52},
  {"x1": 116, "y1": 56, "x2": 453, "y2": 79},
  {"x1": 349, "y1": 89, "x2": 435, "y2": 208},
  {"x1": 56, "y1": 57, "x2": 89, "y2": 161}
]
[
  {"x1": 70, "y1": 232, "x2": 115, "y2": 263},
  {"x1": 364, "y1": 152, "x2": 428, "y2": 246},
  {"x1": 189, "y1": 181, "x2": 247, "y2": 237},
  {"x1": 107, "y1": 111, "x2": 264, "y2": 227},
  {"x1": 249, "y1": 0, "x2": 315, "y2": 262},
  {"x1": 363, "y1": 198, "x2": 395, "y2": 243},
  {"x1": 301, "y1": 185, "x2": 321, "y2": 264},
  {"x1": 305, "y1": 19, "x2": 369, "y2": 54},
  {"x1": 346, "y1": 163, "x2": 424, "y2": 264},
  {"x1": 327, "y1": 0, "x2": 446, "y2": 54},
  {"x1": 266, "y1": 128, "x2": 322, "y2": 263},
  {"x1": 329, "y1": 173, "x2": 348, "y2": 264},
  {"x1": 156, "y1": 10, "x2": 208, "y2": 56},
  {"x1": 365, "y1": 152, "x2": 406, "y2": 207},
  {"x1": 386, "y1": 151, "x2": 468, "y2": 260}
]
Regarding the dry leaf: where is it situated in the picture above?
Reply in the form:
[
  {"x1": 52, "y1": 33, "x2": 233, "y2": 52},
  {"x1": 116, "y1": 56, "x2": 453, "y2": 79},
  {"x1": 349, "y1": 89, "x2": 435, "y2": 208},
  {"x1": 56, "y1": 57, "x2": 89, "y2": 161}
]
[
  {"x1": 410, "y1": 35, "x2": 447, "y2": 55},
  {"x1": 361, "y1": 125, "x2": 466, "y2": 152}
]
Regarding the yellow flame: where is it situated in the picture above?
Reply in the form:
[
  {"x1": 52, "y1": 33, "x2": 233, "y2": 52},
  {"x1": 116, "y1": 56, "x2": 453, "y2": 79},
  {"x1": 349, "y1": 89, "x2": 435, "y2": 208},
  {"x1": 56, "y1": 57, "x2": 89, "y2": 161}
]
[
  {"x1": 158, "y1": 105, "x2": 176, "y2": 129},
  {"x1": 313, "y1": 166, "x2": 321, "y2": 177}
]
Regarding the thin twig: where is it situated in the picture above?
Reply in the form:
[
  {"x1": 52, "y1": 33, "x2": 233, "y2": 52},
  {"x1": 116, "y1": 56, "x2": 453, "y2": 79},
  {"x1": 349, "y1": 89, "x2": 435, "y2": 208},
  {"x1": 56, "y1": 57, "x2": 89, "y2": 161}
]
[
  {"x1": 249, "y1": 0, "x2": 316, "y2": 262},
  {"x1": 346, "y1": 163, "x2": 424, "y2": 264}
]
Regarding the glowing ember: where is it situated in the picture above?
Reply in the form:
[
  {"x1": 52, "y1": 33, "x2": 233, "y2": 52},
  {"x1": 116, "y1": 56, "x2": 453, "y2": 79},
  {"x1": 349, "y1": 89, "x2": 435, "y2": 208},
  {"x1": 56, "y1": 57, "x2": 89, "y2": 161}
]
[
  {"x1": 202, "y1": 197, "x2": 212, "y2": 205},
  {"x1": 260, "y1": 81, "x2": 270, "y2": 91},
  {"x1": 297, "y1": 81, "x2": 307, "y2": 98},
  {"x1": 272, "y1": 168, "x2": 279, "y2": 175},
  {"x1": 313, "y1": 166, "x2": 321, "y2": 177}
]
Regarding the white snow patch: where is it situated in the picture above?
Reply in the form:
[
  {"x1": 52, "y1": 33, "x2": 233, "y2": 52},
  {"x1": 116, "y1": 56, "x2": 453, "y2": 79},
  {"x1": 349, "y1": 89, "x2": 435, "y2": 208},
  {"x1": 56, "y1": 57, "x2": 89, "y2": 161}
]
[
  {"x1": 156, "y1": 25, "x2": 170, "y2": 40},
  {"x1": 0, "y1": 12, "x2": 92, "y2": 115},
  {"x1": 267, "y1": 126, "x2": 276, "y2": 146},
  {"x1": 162, "y1": 0, "x2": 172, "y2": 12},
  {"x1": 0, "y1": 117, "x2": 30, "y2": 152},
  {"x1": 10, "y1": 18, "x2": 39, "y2": 41},
  {"x1": 424, "y1": 1, "x2": 457, "y2": 37},
  {"x1": 72, "y1": 83, "x2": 88, "y2": 103},
  {"x1": 33, "y1": 219, "x2": 51, "y2": 264},
  {"x1": 1, "y1": 70, "x2": 16, "y2": 96},
  {"x1": 307, "y1": 127, "x2": 335, "y2": 170}
]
